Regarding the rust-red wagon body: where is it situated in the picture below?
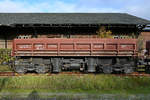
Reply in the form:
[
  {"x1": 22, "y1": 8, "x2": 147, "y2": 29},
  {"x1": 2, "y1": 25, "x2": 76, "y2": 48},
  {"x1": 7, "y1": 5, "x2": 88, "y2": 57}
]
[
  {"x1": 12, "y1": 38, "x2": 138, "y2": 74},
  {"x1": 12, "y1": 38, "x2": 137, "y2": 57}
]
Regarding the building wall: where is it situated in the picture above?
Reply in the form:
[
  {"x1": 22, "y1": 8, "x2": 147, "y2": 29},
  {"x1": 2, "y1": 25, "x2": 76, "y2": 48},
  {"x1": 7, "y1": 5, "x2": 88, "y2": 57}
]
[
  {"x1": 0, "y1": 40, "x2": 5, "y2": 48},
  {"x1": 141, "y1": 31, "x2": 150, "y2": 48},
  {"x1": 0, "y1": 33, "x2": 6, "y2": 48}
]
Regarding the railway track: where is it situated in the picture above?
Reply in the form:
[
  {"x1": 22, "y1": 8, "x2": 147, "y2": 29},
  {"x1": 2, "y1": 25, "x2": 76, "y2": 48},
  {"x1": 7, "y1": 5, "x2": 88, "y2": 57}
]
[
  {"x1": 0, "y1": 72, "x2": 150, "y2": 77},
  {"x1": 0, "y1": 72, "x2": 15, "y2": 76}
]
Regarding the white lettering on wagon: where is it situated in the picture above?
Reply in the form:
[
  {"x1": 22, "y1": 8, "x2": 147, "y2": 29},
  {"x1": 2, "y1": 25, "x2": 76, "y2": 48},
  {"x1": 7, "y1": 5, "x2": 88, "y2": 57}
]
[
  {"x1": 34, "y1": 44, "x2": 45, "y2": 50},
  {"x1": 17, "y1": 44, "x2": 32, "y2": 49},
  {"x1": 120, "y1": 45, "x2": 127, "y2": 48}
]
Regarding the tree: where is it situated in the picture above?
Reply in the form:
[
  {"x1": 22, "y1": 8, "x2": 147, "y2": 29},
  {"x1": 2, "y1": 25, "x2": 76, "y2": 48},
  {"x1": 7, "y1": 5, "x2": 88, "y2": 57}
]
[
  {"x1": 137, "y1": 35, "x2": 144, "y2": 52},
  {"x1": 96, "y1": 26, "x2": 112, "y2": 38}
]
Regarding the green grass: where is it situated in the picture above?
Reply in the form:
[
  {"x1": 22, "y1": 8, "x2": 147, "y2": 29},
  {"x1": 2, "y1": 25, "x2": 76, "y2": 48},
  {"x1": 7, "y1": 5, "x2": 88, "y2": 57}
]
[
  {"x1": 0, "y1": 75, "x2": 149, "y2": 94},
  {"x1": 0, "y1": 65, "x2": 13, "y2": 72}
]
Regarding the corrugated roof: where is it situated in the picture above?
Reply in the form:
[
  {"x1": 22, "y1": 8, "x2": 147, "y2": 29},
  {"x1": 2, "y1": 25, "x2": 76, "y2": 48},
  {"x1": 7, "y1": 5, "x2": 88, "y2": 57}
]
[{"x1": 0, "y1": 13, "x2": 150, "y2": 25}]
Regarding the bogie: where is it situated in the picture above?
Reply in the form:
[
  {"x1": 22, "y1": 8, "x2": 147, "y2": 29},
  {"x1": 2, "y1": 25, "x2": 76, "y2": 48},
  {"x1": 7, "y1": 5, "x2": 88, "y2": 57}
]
[{"x1": 13, "y1": 57, "x2": 135, "y2": 74}]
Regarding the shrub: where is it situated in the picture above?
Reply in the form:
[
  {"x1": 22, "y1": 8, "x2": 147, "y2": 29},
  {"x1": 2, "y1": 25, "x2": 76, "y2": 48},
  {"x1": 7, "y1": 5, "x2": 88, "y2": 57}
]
[{"x1": 0, "y1": 48, "x2": 13, "y2": 64}]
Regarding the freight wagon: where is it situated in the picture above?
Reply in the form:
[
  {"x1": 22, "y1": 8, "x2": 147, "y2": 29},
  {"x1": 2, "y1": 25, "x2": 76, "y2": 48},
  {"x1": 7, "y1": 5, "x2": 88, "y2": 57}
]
[{"x1": 12, "y1": 38, "x2": 137, "y2": 74}]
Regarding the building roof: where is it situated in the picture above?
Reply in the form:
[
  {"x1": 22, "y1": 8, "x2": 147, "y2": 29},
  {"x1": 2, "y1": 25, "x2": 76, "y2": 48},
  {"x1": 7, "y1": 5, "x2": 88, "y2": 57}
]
[{"x1": 0, "y1": 13, "x2": 150, "y2": 26}]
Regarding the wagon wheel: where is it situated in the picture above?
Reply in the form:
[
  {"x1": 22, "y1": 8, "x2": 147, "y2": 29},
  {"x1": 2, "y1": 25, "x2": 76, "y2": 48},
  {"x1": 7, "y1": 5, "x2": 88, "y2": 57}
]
[
  {"x1": 145, "y1": 66, "x2": 150, "y2": 74},
  {"x1": 124, "y1": 66, "x2": 134, "y2": 74},
  {"x1": 15, "y1": 66, "x2": 26, "y2": 74},
  {"x1": 103, "y1": 65, "x2": 113, "y2": 74},
  {"x1": 36, "y1": 66, "x2": 47, "y2": 74},
  {"x1": 49, "y1": 65, "x2": 52, "y2": 73}
]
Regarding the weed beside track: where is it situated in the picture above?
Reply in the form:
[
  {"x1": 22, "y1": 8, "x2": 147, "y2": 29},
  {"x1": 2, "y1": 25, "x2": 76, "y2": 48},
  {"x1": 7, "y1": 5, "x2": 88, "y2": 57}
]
[{"x1": 0, "y1": 74, "x2": 149, "y2": 94}]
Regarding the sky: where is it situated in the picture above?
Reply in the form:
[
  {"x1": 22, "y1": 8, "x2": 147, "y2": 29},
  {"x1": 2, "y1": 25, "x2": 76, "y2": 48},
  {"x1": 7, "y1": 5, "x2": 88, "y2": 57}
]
[{"x1": 0, "y1": 0, "x2": 149, "y2": 20}]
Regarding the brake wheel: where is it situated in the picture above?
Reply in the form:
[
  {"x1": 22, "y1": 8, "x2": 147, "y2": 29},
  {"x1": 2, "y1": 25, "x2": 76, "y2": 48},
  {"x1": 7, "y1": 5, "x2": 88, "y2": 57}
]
[
  {"x1": 15, "y1": 66, "x2": 26, "y2": 74},
  {"x1": 124, "y1": 67, "x2": 134, "y2": 74}
]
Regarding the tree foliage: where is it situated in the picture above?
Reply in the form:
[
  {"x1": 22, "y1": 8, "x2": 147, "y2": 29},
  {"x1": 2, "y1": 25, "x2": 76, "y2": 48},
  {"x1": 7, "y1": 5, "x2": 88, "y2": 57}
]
[
  {"x1": 0, "y1": 49, "x2": 13, "y2": 64},
  {"x1": 96, "y1": 26, "x2": 112, "y2": 38},
  {"x1": 137, "y1": 35, "x2": 144, "y2": 52}
]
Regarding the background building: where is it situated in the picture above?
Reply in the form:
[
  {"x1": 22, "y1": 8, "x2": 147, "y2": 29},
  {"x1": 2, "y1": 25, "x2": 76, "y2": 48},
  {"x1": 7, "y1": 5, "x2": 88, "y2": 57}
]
[{"x1": 0, "y1": 13, "x2": 150, "y2": 48}]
